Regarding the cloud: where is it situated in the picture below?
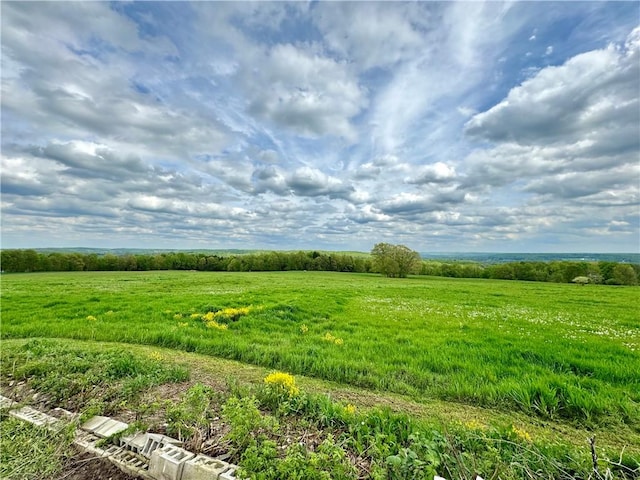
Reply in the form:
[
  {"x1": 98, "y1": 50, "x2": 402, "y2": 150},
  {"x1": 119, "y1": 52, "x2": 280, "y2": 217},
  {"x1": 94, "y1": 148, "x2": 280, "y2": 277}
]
[
  {"x1": 465, "y1": 28, "x2": 640, "y2": 148},
  {"x1": 30, "y1": 141, "x2": 148, "y2": 180},
  {"x1": 313, "y1": 2, "x2": 425, "y2": 70},
  {"x1": 460, "y1": 25, "x2": 640, "y2": 232},
  {"x1": 379, "y1": 189, "x2": 467, "y2": 216},
  {"x1": 286, "y1": 167, "x2": 354, "y2": 200},
  {"x1": 406, "y1": 162, "x2": 457, "y2": 184},
  {"x1": 1, "y1": 1, "x2": 229, "y2": 159},
  {"x1": 246, "y1": 43, "x2": 366, "y2": 141}
]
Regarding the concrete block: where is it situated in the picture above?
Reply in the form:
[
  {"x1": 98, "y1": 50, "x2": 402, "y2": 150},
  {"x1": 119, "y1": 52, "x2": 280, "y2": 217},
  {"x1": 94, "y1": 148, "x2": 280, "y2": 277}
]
[
  {"x1": 10, "y1": 406, "x2": 58, "y2": 427},
  {"x1": 0, "y1": 395, "x2": 16, "y2": 409},
  {"x1": 93, "y1": 418, "x2": 128, "y2": 438},
  {"x1": 111, "y1": 448, "x2": 151, "y2": 476},
  {"x1": 104, "y1": 445, "x2": 125, "y2": 457},
  {"x1": 82, "y1": 415, "x2": 110, "y2": 433},
  {"x1": 74, "y1": 431, "x2": 105, "y2": 455},
  {"x1": 149, "y1": 445, "x2": 195, "y2": 480},
  {"x1": 121, "y1": 432, "x2": 148, "y2": 453},
  {"x1": 141, "y1": 433, "x2": 182, "y2": 458},
  {"x1": 182, "y1": 454, "x2": 232, "y2": 480},
  {"x1": 220, "y1": 465, "x2": 241, "y2": 480},
  {"x1": 52, "y1": 407, "x2": 77, "y2": 420}
]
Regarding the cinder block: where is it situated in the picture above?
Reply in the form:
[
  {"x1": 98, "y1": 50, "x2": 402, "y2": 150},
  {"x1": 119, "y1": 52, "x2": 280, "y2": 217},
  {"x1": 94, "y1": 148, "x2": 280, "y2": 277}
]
[
  {"x1": 111, "y1": 448, "x2": 150, "y2": 474},
  {"x1": 121, "y1": 432, "x2": 148, "y2": 453},
  {"x1": 182, "y1": 454, "x2": 232, "y2": 480},
  {"x1": 52, "y1": 407, "x2": 77, "y2": 420},
  {"x1": 82, "y1": 415, "x2": 110, "y2": 433},
  {"x1": 10, "y1": 406, "x2": 58, "y2": 427},
  {"x1": 104, "y1": 445, "x2": 124, "y2": 457},
  {"x1": 93, "y1": 418, "x2": 128, "y2": 438},
  {"x1": 149, "y1": 445, "x2": 195, "y2": 480},
  {"x1": 74, "y1": 431, "x2": 105, "y2": 456},
  {"x1": 0, "y1": 395, "x2": 16, "y2": 409},
  {"x1": 141, "y1": 433, "x2": 182, "y2": 458},
  {"x1": 220, "y1": 465, "x2": 241, "y2": 480}
]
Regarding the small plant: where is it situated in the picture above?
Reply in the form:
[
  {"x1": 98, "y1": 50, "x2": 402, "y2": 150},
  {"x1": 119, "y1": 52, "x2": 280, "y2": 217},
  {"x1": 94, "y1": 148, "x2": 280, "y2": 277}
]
[
  {"x1": 300, "y1": 324, "x2": 309, "y2": 334},
  {"x1": 202, "y1": 307, "x2": 251, "y2": 326},
  {"x1": 166, "y1": 383, "x2": 215, "y2": 441},
  {"x1": 204, "y1": 319, "x2": 228, "y2": 330},
  {"x1": 222, "y1": 395, "x2": 278, "y2": 453},
  {"x1": 149, "y1": 351, "x2": 163, "y2": 361},
  {"x1": 323, "y1": 332, "x2": 344, "y2": 345},
  {"x1": 264, "y1": 371, "x2": 300, "y2": 398},
  {"x1": 510, "y1": 425, "x2": 532, "y2": 442}
]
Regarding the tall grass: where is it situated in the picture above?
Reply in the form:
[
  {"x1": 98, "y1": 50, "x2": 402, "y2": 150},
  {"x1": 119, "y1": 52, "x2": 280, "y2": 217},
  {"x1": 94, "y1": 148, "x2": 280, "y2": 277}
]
[{"x1": 1, "y1": 271, "x2": 638, "y2": 428}]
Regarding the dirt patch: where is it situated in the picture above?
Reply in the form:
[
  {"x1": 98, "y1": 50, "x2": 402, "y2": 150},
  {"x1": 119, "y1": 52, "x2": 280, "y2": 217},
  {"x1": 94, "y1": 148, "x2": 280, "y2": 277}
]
[{"x1": 54, "y1": 450, "x2": 140, "y2": 480}]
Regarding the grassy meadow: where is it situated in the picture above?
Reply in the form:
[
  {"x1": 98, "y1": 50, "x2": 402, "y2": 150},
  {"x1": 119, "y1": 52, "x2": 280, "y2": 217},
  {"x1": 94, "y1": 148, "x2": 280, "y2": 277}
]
[{"x1": 2, "y1": 271, "x2": 638, "y2": 429}]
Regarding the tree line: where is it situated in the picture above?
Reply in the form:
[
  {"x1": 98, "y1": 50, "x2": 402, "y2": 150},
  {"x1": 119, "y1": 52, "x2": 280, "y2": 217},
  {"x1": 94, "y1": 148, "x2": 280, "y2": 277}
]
[{"x1": 1, "y1": 248, "x2": 638, "y2": 285}]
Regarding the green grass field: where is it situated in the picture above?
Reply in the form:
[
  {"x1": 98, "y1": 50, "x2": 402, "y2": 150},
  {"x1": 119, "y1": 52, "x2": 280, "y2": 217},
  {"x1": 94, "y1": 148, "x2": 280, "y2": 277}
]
[
  {"x1": 2, "y1": 270, "x2": 639, "y2": 478},
  {"x1": 2, "y1": 271, "x2": 638, "y2": 426}
]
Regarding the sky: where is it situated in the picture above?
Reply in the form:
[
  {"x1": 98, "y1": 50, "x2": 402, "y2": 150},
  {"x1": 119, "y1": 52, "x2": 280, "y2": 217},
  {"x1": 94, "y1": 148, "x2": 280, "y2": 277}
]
[{"x1": 1, "y1": 1, "x2": 639, "y2": 253}]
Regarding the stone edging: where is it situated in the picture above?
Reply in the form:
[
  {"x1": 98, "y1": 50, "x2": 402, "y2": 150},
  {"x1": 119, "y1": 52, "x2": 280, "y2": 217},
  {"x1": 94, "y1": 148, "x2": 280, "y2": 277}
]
[{"x1": 1, "y1": 394, "x2": 242, "y2": 480}]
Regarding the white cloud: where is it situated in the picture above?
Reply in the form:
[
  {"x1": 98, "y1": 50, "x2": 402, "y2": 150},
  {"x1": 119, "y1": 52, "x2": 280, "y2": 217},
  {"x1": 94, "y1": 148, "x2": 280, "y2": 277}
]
[
  {"x1": 406, "y1": 162, "x2": 457, "y2": 184},
  {"x1": 313, "y1": 2, "x2": 425, "y2": 70},
  {"x1": 465, "y1": 29, "x2": 639, "y2": 148},
  {"x1": 245, "y1": 43, "x2": 366, "y2": 141}
]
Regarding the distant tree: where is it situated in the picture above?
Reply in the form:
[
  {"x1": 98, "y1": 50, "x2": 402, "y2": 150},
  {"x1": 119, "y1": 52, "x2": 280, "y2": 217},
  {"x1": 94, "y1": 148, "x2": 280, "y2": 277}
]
[
  {"x1": 611, "y1": 264, "x2": 638, "y2": 286},
  {"x1": 371, "y1": 243, "x2": 421, "y2": 278},
  {"x1": 572, "y1": 276, "x2": 590, "y2": 286}
]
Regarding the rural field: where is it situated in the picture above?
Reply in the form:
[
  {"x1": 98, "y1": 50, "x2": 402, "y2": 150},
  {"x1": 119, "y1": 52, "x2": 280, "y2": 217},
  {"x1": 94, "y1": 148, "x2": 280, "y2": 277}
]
[{"x1": 1, "y1": 270, "x2": 639, "y2": 479}]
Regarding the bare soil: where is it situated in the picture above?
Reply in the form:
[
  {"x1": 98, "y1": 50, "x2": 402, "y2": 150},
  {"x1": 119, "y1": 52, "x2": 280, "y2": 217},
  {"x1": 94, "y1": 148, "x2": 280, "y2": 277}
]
[{"x1": 54, "y1": 451, "x2": 140, "y2": 480}]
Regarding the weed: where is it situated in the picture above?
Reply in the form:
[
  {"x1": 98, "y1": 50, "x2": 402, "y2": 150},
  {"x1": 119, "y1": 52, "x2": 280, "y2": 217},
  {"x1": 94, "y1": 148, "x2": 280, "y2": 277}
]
[
  {"x1": 166, "y1": 383, "x2": 216, "y2": 441},
  {"x1": 222, "y1": 395, "x2": 278, "y2": 453},
  {"x1": 264, "y1": 371, "x2": 299, "y2": 398}
]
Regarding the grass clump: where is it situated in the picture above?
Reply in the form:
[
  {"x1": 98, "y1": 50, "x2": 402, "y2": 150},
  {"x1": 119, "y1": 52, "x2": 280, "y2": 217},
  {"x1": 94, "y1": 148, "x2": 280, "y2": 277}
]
[
  {"x1": 1, "y1": 339, "x2": 189, "y2": 412},
  {"x1": 0, "y1": 413, "x2": 76, "y2": 480}
]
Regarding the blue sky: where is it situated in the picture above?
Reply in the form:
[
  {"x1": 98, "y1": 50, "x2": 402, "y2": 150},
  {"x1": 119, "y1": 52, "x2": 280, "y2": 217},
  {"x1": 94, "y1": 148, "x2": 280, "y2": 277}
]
[{"x1": 1, "y1": 1, "x2": 639, "y2": 253}]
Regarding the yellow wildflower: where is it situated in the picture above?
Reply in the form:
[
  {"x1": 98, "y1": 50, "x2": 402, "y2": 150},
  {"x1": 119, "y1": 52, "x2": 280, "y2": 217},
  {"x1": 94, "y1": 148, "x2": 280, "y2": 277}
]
[
  {"x1": 206, "y1": 320, "x2": 228, "y2": 330},
  {"x1": 264, "y1": 371, "x2": 300, "y2": 397},
  {"x1": 86, "y1": 315, "x2": 97, "y2": 321},
  {"x1": 344, "y1": 403, "x2": 356, "y2": 415},
  {"x1": 511, "y1": 425, "x2": 532, "y2": 442},
  {"x1": 173, "y1": 313, "x2": 183, "y2": 320},
  {"x1": 149, "y1": 351, "x2": 163, "y2": 361},
  {"x1": 213, "y1": 306, "x2": 251, "y2": 321},
  {"x1": 323, "y1": 332, "x2": 343, "y2": 345},
  {"x1": 464, "y1": 419, "x2": 486, "y2": 431}
]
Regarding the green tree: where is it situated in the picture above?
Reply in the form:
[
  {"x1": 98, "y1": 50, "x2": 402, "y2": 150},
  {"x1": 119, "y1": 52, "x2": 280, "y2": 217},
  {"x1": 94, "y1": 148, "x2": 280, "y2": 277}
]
[
  {"x1": 611, "y1": 264, "x2": 638, "y2": 285},
  {"x1": 371, "y1": 243, "x2": 421, "y2": 278}
]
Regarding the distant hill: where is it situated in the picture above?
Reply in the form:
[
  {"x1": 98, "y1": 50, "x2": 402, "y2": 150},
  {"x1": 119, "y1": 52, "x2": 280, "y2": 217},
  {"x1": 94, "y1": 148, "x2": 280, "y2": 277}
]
[{"x1": 419, "y1": 252, "x2": 640, "y2": 264}]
